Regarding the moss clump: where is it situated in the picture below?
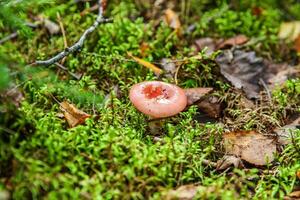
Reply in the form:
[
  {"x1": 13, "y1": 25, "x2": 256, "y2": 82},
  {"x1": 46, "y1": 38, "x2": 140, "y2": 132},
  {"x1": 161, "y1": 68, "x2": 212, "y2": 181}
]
[{"x1": 0, "y1": 0, "x2": 299, "y2": 199}]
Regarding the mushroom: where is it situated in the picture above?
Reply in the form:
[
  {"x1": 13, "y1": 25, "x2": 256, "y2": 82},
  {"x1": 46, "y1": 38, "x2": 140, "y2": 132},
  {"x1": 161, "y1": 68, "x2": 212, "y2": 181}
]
[{"x1": 129, "y1": 81, "x2": 187, "y2": 118}]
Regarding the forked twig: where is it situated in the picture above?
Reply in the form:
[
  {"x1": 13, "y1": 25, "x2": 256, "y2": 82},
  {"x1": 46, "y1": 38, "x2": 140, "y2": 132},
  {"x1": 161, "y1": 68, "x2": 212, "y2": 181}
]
[{"x1": 34, "y1": 0, "x2": 112, "y2": 66}]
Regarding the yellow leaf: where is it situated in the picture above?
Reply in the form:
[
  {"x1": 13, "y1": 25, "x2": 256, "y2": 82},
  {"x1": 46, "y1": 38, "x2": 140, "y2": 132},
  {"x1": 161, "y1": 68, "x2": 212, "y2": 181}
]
[
  {"x1": 278, "y1": 21, "x2": 300, "y2": 41},
  {"x1": 127, "y1": 52, "x2": 163, "y2": 75}
]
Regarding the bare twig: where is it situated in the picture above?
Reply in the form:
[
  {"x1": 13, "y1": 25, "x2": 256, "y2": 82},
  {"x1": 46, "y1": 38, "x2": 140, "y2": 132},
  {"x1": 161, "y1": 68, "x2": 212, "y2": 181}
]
[
  {"x1": 0, "y1": 32, "x2": 18, "y2": 45},
  {"x1": 54, "y1": 62, "x2": 83, "y2": 80},
  {"x1": 34, "y1": 0, "x2": 112, "y2": 66},
  {"x1": 0, "y1": 22, "x2": 38, "y2": 45}
]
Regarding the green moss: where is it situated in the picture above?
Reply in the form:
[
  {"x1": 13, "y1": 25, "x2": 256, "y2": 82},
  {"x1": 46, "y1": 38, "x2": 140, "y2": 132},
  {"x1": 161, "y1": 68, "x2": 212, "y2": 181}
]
[{"x1": 0, "y1": 0, "x2": 300, "y2": 199}]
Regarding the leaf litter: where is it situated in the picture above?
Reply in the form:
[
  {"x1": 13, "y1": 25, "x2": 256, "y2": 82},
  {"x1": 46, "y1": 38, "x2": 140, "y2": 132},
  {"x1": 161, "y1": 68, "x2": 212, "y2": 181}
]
[
  {"x1": 216, "y1": 48, "x2": 299, "y2": 99},
  {"x1": 223, "y1": 131, "x2": 277, "y2": 166},
  {"x1": 59, "y1": 101, "x2": 91, "y2": 128}
]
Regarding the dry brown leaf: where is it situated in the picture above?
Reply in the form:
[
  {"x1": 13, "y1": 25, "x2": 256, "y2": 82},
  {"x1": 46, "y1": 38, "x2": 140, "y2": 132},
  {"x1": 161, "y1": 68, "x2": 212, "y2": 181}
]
[
  {"x1": 165, "y1": 184, "x2": 202, "y2": 200},
  {"x1": 223, "y1": 131, "x2": 276, "y2": 165},
  {"x1": 193, "y1": 37, "x2": 216, "y2": 55},
  {"x1": 216, "y1": 49, "x2": 264, "y2": 99},
  {"x1": 284, "y1": 190, "x2": 300, "y2": 200},
  {"x1": 217, "y1": 35, "x2": 248, "y2": 49},
  {"x1": 164, "y1": 9, "x2": 181, "y2": 35},
  {"x1": 184, "y1": 87, "x2": 213, "y2": 106},
  {"x1": 127, "y1": 52, "x2": 163, "y2": 75},
  {"x1": 297, "y1": 171, "x2": 300, "y2": 180},
  {"x1": 197, "y1": 96, "x2": 222, "y2": 118},
  {"x1": 216, "y1": 155, "x2": 243, "y2": 170},
  {"x1": 60, "y1": 101, "x2": 91, "y2": 128},
  {"x1": 278, "y1": 21, "x2": 300, "y2": 41},
  {"x1": 294, "y1": 34, "x2": 300, "y2": 53}
]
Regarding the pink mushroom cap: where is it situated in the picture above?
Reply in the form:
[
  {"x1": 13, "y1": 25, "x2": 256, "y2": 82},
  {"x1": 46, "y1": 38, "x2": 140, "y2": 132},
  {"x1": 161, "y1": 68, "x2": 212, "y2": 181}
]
[{"x1": 129, "y1": 81, "x2": 187, "y2": 118}]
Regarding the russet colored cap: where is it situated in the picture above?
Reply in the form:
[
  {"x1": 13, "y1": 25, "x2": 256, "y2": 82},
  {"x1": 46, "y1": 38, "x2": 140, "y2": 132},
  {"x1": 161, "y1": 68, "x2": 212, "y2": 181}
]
[{"x1": 129, "y1": 81, "x2": 187, "y2": 118}]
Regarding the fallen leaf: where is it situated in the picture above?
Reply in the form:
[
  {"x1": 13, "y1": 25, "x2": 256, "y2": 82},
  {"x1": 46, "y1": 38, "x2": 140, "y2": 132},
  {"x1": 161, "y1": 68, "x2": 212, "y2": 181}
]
[
  {"x1": 164, "y1": 9, "x2": 181, "y2": 35},
  {"x1": 216, "y1": 49, "x2": 264, "y2": 99},
  {"x1": 165, "y1": 184, "x2": 201, "y2": 200},
  {"x1": 216, "y1": 155, "x2": 243, "y2": 170},
  {"x1": 184, "y1": 87, "x2": 213, "y2": 106},
  {"x1": 216, "y1": 50, "x2": 298, "y2": 98},
  {"x1": 60, "y1": 101, "x2": 91, "y2": 128},
  {"x1": 223, "y1": 131, "x2": 277, "y2": 165},
  {"x1": 197, "y1": 95, "x2": 222, "y2": 118},
  {"x1": 217, "y1": 35, "x2": 248, "y2": 49},
  {"x1": 275, "y1": 116, "x2": 300, "y2": 145},
  {"x1": 284, "y1": 190, "x2": 300, "y2": 200},
  {"x1": 266, "y1": 63, "x2": 300, "y2": 88},
  {"x1": 294, "y1": 34, "x2": 300, "y2": 53},
  {"x1": 193, "y1": 37, "x2": 216, "y2": 55},
  {"x1": 278, "y1": 21, "x2": 300, "y2": 41},
  {"x1": 127, "y1": 52, "x2": 163, "y2": 75}
]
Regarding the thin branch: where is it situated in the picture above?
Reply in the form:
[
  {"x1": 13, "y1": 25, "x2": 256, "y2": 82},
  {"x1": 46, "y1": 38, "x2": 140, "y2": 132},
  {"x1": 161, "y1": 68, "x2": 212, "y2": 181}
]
[
  {"x1": 0, "y1": 32, "x2": 18, "y2": 45},
  {"x1": 54, "y1": 62, "x2": 83, "y2": 80},
  {"x1": 34, "y1": 0, "x2": 112, "y2": 66},
  {"x1": 0, "y1": 22, "x2": 38, "y2": 45}
]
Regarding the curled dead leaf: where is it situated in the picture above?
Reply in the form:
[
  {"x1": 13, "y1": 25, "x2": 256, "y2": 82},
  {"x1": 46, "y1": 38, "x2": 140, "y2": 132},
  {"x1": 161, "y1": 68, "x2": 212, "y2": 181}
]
[
  {"x1": 60, "y1": 101, "x2": 90, "y2": 128},
  {"x1": 223, "y1": 131, "x2": 277, "y2": 166},
  {"x1": 217, "y1": 35, "x2": 248, "y2": 49},
  {"x1": 164, "y1": 9, "x2": 181, "y2": 35}
]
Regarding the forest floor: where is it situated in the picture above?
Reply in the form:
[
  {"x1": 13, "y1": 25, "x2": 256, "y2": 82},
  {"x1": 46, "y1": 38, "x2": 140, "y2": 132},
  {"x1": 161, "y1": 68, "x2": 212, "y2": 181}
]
[{"x1": 0, "y1": 0, "x2": 300, "y2": 199}]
